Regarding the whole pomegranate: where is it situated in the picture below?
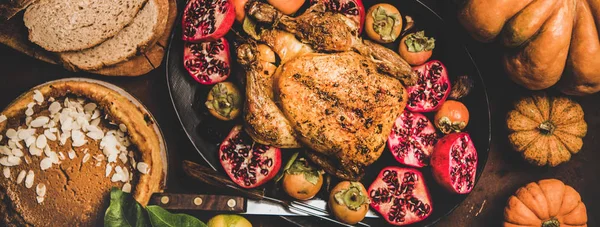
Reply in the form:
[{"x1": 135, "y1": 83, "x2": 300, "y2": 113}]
[
  {"x1": 406, "y1": 60, "x2": 451, "y2": 112},
  {"x1": 183, "y1": 38, "x2": 231, "y2": 85},
  {"x1": 182, "y1": 0, "x2": 235, "y2": 42},
  {"x1": 368, "y1": 167, "x2": 433, "y2": 226},
  {"x1": 430, "y1": 132, "x2": 478, "y2": 194},
  {"x1": 219, "y1": 125, "x2": 282, "y2": 188},
  {"x1": 310, "y1": 0, "x2": 365, "y2": 31},
  {"x1": 387, "y1": 110, "x2": 438, "y2": 167}
]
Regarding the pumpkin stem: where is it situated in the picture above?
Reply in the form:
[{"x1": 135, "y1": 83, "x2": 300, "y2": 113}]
[
  {"x1": 542, "y1": 218, "x2": 560, "y2": 227},
  {"x1": 538, "y1": 121, "x2": 556, "y2": 135}
]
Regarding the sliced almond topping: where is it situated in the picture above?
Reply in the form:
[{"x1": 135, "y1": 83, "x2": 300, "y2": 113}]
[
  {"x1": 40, "y1": 158, "x2": 52, "y2": 170},
  {"x1": 87, "y1": 131, "x2": 104, "y2": 140},
  {"x1": 48, "y1": 97, "x2": 55, "y2": 102},
  {"x1": 119, "y1": 124, "x2": 127, "y2": 132},
  {"x1": 59, "y1": 131, "x2": 70, "y2": 145},
  {"x1": 6, "y1": 129, "x2": 17, "y2": 139},
  {"x1": 14, "y1": 141, "x2": 23, "y2": 149},
  {"x1": 49, "y1": 102, "x2": 62, "y2": 114},
  {"x1": 58, "y1": 152, "x2": 66, "y2": 160},
  {"x1": 90, "y1": 118, "x2": 101, "y2": 126},
  {"x1": 137, "y1": 162, "x2": 149, "y2": 174},
  {"x1": 61, "y1": 118, "x2": 73, "y2": 132},
  {"x1": 122, "y1": 183, "x2": 132, "y2": 193},
  {"x1": 119, "y1": 153, "x2": 128, "y2": 164},
  {"x1": 0, "y1": 146, "x2": 11, "y2": 155},
  {"x1": 25, "y1": 116, "x2": 32, "y2": 126},
  {"x1": 33, "y1": 90, "x2": 44, "y2": 103},
  {"x1": 68, "y1": 149, "x2": 76, "y2": 159},
  {"x1": 48, "y1": 152, "x2": 59, "y2": 164},
  {"x1": 36, "y1": 196, "x2": 44, "y2": 204},
  {"x1": 0, "y1": 156, "x2": 20, "y2": 166},
  {"x1": 111, "y1": 173, "x2": 122, "y2": 182},
  {"x1": 44, "y1": 130, "x2": 57, "y2": 141},
  {"x1": 25, "y1": 170, "x2": 34, "y2": 188},
  {"x1": 25, "y1": 107, "x2": 34, "y2": 116},
  {"x1": 30, "y1": 116, "x2": 50, "y2": 128},
  {"x1": 29, "y1": 146, "x2": 42, "y2": 156},
  {"x1": 18, "y1": 128, "x2": 36, "y2": 140},
  {"x1": 105, "y1": 164, "x2": 113, "y2": 177},
  {"x1": 11, "y1": 148, "x2": 24, "y2": 157},
  {"x1": 91, "y1": 110, "x2": 101, "y2": 120},
  {"x1": 35, "y1": 134, "x2": 47, "y2": 149},
  {"x1": 0, "y1": 114, "x2": 7, "y2": 123},
  {"x1": 25, "y1": 136, "x2": 36, "y2": 147},
  {"x1": 36, "y1": 183, "x2": 46, "y2": 197},
  {"x1": 84, "y1": 103, "x2": 97, "y2": 112},
  {"x1": 16, "y1": 170, "x2": 26, "y2": 184},
  {"x1": 82, "y1": 153, "x2": 91, "y2": 164},
  {"x1": 24, "y1": 156, "x2": 32, "y2": 164},
  {"x1": 3, "y1": 167, "x2": 10, "y2": 179},
  {"x1": 122, "y1": 167, "x2": 130, "y2": 182}
]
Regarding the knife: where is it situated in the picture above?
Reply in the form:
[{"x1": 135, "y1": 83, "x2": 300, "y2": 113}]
[
  {"x1": 173, "y1": 160, "x2": 380, "y2": 226},
  {"x1": 148, "y1": 192, "x2": 378, "y2": 218}
]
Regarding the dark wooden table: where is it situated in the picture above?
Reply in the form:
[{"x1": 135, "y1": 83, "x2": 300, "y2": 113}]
[{"x1": 0, "y1": 0, "x2": 597, "y2": 226}]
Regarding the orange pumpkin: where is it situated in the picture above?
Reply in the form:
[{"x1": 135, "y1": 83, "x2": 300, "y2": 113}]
[
  {"x1": 504, "y1": 179, "x2": 587, "y2": 227},
  {"x1": 458, "y1": 0, "x2": 600, "y2": 96},
  {"x1": 506, "y1": 93, "x2": 587, "y2": 166}
]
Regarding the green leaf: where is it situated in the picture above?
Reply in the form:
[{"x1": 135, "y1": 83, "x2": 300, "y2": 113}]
[
  {"x1": 405, "y1": 31, "x2": 436, "y2": 52},
  {"x1": 146, "y1": 206, "x2": 207, "y2": 227},
  {"x1": 104, "y1": 188, "x2": 149, "y2": 227}
]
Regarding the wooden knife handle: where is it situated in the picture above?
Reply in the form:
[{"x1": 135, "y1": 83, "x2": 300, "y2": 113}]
[{"x1": 149, "y1": 193, "x2": 245, "y2": 212}]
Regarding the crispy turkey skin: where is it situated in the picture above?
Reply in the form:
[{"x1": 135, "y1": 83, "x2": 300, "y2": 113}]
[{"x1": 275, "y1": 52, "x2": 407, "y2": 180}]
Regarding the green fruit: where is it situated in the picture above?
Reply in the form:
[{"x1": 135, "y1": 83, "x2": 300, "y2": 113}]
[{"x1": 207, "y1": 214, "x2": 252, "y2": 227}]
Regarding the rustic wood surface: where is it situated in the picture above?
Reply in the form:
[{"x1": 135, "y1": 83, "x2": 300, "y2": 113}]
[{"x1": 0, "y1": 0, "x2": 597, "y2": 226}]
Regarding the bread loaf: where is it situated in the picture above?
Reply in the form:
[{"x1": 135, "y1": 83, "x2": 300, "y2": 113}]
[
  {"x1": 59, "y1": 0, "x2": 168, "y2": 71},
  {"x1": 23, "y1": 0, "x2": 148, "y2": 52}
]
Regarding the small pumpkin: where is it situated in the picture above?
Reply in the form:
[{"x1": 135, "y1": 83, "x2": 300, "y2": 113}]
[
  {"x1": 506, "y1": 93, "x2": 587, "y2": 166},
  {"x1": 504, "y1": 179, "x2": 587, "y2": 227}
]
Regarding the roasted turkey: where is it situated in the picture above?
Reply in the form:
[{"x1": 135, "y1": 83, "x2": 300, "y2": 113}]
[{"x1": 237, "y1": 1, "x2": 411, "y2": 180}]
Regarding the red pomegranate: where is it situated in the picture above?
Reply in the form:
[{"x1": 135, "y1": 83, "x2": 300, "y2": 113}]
[
  {"x1": 182, "y1": 0, "x2": 235, "y2": 42},
  {"x1": 406, "y1": 60, "x2": 451, "y2": 113},
  {"x1": 430, "y1": 132, "x2": 478, "y2": 194},
  {"x1": 368, "y1": 167, "x2": 433, "y2": 226},
  {"x1": 183, "y1": 37, "x2": 231, "y2": 85},
  {"x1": 388, "y1": 111, "x2": 438, "y2": 167},
  {"x1": 219, "y1": 125, "x2": 282, "y2": 188}
]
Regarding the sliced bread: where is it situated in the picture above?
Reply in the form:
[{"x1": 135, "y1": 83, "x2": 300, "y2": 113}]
[
  {"x1": 59, "y1": 0, "x2": 168, "y2": 71},
  {"x1": 23, "y1": 0, "x2": 148, "y2": 52}
]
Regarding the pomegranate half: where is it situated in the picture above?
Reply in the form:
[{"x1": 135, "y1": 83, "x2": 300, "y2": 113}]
[
  {"x1": 182, "y1": 0, "x2": 235, "y2": 42},
  {"x1": 430, "y1": 132, "x2": 478, "y2": 194},
  {"x1": 219, "y1": 125, "x2": 282, "y2": 188},
  {"x1": 406, "y1": 60, "x2": 451, "y2": 113},
  {"x1": 368, "y1": 167, "x2": 433, "y2": 226},
  {"x1": 388, "y1": 110, "x2": 438, "y2": 167},
  {"x1": 183, "y1": 37, "x2": 231, "y2": 85}
]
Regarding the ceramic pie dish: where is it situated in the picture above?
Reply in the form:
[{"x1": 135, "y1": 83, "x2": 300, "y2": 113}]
[{"x1": 0, "y1": 78, "x2": 167, "y2": 226}]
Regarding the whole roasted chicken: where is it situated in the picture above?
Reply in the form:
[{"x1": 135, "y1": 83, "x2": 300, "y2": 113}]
[{"x1": 238, "y1": 2, "x2": 411, "y2": 180}]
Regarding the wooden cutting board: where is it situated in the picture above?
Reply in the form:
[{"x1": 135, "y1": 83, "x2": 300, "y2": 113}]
[{"x1": 0, "y1": 0, "x2": 178, "y2": 77}]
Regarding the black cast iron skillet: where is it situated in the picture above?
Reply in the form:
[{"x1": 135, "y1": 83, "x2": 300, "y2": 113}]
[{"x1": 166, "y1": 0, "x2": 491, "y2": 226}]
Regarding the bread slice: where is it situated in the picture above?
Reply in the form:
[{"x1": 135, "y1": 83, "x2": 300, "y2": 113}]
[
  {"x1": 23, "y1": 0, "x2": 148, "y2": 52},
  {"x1": 58, "y1": 0, "x2": 168, "y2": 71},
  {"x1": 0, "y1": 0, "x2": 36, "y2": 22}
]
